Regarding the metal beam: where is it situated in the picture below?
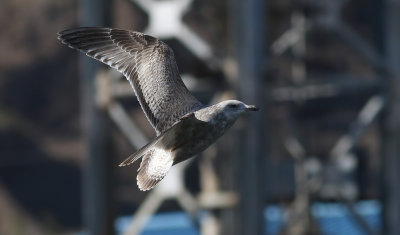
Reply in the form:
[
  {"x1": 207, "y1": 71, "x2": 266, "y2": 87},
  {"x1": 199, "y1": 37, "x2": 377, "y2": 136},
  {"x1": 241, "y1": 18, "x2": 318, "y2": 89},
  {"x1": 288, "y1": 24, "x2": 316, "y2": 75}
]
[
  {"x1": 270, "y1": 78, "x2": 380, "y2": 102},
  {"x1": 79, "y1": 0, "x2": 114, "y2": 234},
  {"x1": 108, "y1": 102, "x2": 148, "y2": 149},
  {"x1": 382, "y1": 0, "x2": 400, "y2": 234},
  {"x1": 233, "y1": 0, "x2": 266, "y2": 234},
  {"x1": 330, "y1": 95, "x2": 384, "y2": 161}
]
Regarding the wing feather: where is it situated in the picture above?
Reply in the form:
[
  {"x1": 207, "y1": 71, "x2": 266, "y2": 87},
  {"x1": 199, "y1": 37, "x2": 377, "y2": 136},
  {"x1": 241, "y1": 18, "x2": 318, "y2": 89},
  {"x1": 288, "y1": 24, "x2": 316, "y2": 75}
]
[{"x1": 58, "y1": 27, "x2": 202, "y2": 134}]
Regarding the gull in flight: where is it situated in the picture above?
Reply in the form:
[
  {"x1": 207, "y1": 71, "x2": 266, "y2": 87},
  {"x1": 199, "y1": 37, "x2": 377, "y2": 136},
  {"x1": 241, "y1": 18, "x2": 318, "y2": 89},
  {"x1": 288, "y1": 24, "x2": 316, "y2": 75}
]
[{"x1": 58, "y1": 27, "x2": 259, "y2": 191}]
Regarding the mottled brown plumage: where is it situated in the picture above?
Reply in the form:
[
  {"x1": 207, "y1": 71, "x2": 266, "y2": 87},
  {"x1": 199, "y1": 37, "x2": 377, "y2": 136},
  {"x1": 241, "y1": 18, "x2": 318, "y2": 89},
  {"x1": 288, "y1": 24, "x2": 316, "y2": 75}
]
[
  {"x1": 58, "y1": 27, "x2": 202, "y2": 135},
  {"x1": 58, "y1": 27, "x2": 259, "y2": 191}
]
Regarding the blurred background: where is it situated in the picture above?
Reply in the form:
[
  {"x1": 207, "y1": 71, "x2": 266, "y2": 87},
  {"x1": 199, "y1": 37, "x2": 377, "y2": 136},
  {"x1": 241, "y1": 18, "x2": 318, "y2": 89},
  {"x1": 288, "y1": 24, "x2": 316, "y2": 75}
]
[{"x1": 1, "y1": 0, "x2": 399, "y2": 234}]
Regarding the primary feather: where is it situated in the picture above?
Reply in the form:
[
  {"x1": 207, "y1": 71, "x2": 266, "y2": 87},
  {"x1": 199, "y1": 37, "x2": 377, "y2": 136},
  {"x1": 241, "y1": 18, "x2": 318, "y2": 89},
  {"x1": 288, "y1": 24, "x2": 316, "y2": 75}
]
[{"x1": 58, "y1": 27, "x2": 202, "y2": 135}]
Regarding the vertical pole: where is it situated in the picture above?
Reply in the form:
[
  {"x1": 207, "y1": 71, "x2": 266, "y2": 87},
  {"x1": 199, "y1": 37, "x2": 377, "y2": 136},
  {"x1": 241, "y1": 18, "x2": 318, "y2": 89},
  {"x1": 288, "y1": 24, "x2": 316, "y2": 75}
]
[
  {"x1": 79, "y1": 1, "x2": 114, "y2": 235},
  {"x1": 233, "y1": 0, "x2": 266, "y2": 234},
  {"x1": 382, "y1": 0, "x2": 400, "y2": 235}
]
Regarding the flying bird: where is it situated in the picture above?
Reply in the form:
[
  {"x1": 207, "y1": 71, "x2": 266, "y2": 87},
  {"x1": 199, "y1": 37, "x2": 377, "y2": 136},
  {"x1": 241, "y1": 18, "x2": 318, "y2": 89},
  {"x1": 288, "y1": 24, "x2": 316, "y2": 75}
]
[{"x1": 58, "y1": 27, "x2": 259, "y2": 191}]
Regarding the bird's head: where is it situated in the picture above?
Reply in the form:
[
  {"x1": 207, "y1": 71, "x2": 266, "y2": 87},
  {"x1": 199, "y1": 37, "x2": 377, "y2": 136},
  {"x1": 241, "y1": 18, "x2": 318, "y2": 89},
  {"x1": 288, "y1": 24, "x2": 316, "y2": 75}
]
[{"x1": 217, "y1": 100, "x2": 259, "y2": 121}]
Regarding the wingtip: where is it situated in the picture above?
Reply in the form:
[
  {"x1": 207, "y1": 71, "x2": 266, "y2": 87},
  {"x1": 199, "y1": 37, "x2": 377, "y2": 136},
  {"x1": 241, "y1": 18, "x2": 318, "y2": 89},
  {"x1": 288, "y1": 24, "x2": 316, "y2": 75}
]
[
  {"x1": 56, "y1": 31, "x2": 65, "y2": 42},
  {"x1": 57, "y1": 28, "x2": 76, "y2": 40},
  {"x1": 57, "y1": 27, "x2": 112, "y2": 42},
  {"x1": 118, "y1": 160, "x2": 131, "y2": 167},
  {"x1": 56, "y1": 30, "x2": 73, "y2": 45},
  {"x1": 118, "y1": 158, "x2": 134, "y2": 167}
]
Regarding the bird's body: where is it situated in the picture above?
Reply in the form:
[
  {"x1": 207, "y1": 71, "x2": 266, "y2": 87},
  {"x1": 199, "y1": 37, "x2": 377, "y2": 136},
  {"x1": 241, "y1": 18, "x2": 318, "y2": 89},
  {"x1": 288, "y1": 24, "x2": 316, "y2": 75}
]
[
  {"x1": 58, "y1": 27, "x2": 258, "y2": 191},
  {"x1": 163, "y1": 102, "x2": 242, "y2": 164}
]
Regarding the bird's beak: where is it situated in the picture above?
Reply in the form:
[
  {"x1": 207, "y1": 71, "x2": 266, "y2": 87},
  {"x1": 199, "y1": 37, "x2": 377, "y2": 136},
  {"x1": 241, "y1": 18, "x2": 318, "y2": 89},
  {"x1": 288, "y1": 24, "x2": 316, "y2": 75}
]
[{"x1": 246, "y1": 105, "x2": 259, "y2": 111}]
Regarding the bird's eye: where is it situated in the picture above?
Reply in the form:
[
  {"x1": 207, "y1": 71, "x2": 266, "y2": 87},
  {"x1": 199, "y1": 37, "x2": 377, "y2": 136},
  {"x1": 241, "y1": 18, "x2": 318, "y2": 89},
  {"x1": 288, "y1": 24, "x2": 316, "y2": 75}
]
[{"x1": 228, "y1": 104, "x2": 238, "y2": 108}]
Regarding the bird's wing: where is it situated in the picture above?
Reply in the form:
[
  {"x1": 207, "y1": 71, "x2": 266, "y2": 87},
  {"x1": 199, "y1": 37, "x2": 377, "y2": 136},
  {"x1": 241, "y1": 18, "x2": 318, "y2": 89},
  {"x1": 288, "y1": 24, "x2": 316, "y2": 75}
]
[
  {"x1": 58, "y1": 27, "x2": 202, "y2": 135},
  {"x1": 119, "y1": 112, "x2": 207, "y2": 191},
  {"x1": 118, "y1": 112, "x2": 204, "y2": 167}
]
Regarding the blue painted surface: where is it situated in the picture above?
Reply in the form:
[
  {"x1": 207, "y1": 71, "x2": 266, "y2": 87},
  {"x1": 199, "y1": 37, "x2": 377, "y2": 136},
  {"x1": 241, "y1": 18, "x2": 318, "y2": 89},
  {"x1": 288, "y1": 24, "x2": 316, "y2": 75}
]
[
  {"x1": 311, "y1": 200, "x2": 381, "y2": 235},
  {"x1": 115, "y1": 200, "x2": 381, "y2": 235},
  {"x1": 115, "y1": 211, "x2": 199, "y2": 235}
]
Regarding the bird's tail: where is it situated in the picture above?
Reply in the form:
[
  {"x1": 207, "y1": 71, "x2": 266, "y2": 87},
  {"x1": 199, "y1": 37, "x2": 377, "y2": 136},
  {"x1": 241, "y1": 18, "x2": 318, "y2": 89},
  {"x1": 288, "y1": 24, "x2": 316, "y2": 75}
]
[
  {"x1": 119, "y1": 136, "x2": 174, "y2": 191},
  {"x1": 136, "y1": 147, "x2": 173, "y2": 191},
  {"x1": 118, "y1": 112, "x2": 199, "y2": 191}
]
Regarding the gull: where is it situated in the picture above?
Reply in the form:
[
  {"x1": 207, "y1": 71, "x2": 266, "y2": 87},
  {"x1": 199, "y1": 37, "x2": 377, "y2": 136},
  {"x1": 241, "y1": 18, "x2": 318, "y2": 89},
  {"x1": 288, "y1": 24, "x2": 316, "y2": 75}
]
[{"x1": 58, "y1": 27, "x2": 259, "y2": 191}]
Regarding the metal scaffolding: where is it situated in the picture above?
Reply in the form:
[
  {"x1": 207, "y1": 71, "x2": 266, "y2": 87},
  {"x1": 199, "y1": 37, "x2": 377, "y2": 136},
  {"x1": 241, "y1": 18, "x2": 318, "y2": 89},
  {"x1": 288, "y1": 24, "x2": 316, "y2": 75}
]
[
  {"x1": 381, "y1": 0, "x2": 400, "y2": 234},
  {"x1": 80, "y1": 0, "x2": 114, "y2": 234},
  {"x1": 79, "y1": 0, "x2": 400, "y2": 234},
  {"x1": 80, "y1": 0, "x2": 259, "y2": 234},
  {"x1": 233, "y1": 0, "x2": 266, "y2": 234}
]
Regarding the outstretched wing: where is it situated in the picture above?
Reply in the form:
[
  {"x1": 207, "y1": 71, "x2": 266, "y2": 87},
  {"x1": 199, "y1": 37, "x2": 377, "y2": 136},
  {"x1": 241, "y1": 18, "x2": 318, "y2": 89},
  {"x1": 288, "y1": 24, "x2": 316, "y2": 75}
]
[{"x1": 58, "y1": 27, "x2": 202, "y2": 135}]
